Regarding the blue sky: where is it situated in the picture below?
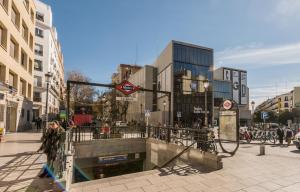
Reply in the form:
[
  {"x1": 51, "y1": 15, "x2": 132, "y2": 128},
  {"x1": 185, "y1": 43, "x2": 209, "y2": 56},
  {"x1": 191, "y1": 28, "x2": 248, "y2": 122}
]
[{"x1": 42, "y1": 0, "x2": 300, "y2": 106}]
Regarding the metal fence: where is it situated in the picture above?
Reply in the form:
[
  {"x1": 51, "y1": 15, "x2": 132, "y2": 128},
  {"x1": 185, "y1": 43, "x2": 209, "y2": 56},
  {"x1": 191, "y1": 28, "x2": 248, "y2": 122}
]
[{"x1": 69, "y1": 125, "x2": 217, "y2": 154}]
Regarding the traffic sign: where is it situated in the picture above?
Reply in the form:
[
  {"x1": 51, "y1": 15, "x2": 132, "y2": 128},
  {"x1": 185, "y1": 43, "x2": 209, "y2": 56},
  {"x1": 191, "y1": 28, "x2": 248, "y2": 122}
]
[
  {"x1": 145, "y1": 110, "x2": 151, "y2": 117},
  {"x1": 177, "y1": 111, "x2": 182, "y2": 118},
  {"x1": 261, "y1": 111, "x2": 269, "y2": 120},
  {"x1": 115, "y1": 80, "x2": 140, "y2": 95},
  {"x1": 223, "y1": 100, "x2": 233, "y2": 110}
]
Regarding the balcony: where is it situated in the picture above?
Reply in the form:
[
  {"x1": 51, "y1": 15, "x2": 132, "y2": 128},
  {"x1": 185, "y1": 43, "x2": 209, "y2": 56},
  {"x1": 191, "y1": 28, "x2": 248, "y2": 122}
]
[{"x1": 33, "y1": 97, "x2": 41, "y2": 102}]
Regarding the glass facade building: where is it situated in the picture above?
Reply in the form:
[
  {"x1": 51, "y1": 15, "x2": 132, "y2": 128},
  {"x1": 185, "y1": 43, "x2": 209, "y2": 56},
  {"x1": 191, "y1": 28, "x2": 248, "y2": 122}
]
[
  {"x1": 213, "y1": 80, "x2": 232, "y2": 107},
  {"x1": 172, "y1": 42, "x2": 214, "y2": 126}
]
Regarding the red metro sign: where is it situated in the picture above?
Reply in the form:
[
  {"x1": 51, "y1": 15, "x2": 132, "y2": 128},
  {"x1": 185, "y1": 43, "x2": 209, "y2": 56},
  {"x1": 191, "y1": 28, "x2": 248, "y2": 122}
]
[{"x1": 115, "y1": 80, "x2": 140, "y2": 95}]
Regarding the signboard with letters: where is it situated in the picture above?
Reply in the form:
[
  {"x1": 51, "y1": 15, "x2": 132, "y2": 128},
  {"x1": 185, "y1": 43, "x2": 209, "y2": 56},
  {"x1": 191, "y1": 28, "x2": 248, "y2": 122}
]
[
  {"x1": 224, "y1": 69, "x2": 231, "y2": 81},
  {"x1": 115, "y1": 80, "x2": 140, "y2": 95},
  {"x1": 241, "y1": 72, "x2": 247, "y2": 105},
  {"x1": 218, "y1": 99, "x2": 239, "y2": 155},
  {"x1": 232, "y1": 71, "x2": 240, "y2": 104},
  {"x1": 116, "y1": 97, "x2": 137, "y2": 102}
]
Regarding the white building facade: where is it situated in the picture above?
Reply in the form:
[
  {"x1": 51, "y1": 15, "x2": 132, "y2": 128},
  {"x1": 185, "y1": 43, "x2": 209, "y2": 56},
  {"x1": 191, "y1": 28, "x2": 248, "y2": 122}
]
[{"x1": 32, "y1": 0, "x2": 64, "y2": 120}]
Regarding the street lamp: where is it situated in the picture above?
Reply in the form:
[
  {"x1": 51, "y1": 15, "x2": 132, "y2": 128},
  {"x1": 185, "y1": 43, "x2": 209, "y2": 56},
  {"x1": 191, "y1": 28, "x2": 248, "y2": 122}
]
[
  {"x1": 251, "y1": 101, "x2": 255, "y2": 114},
  {"x1": 163, "y1": 100, "x2": 166, "y2": 126},
  {"x1": 44, "y1": 72, "x2": 52, "y2": 131},
  {"x1": 203, "y1": 79, "x2": 209, "y2": 127}
]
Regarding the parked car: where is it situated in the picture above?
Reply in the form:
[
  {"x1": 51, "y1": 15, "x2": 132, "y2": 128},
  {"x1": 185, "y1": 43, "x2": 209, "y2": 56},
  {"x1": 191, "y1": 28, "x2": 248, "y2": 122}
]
[{"x1": 293, "y1": 132, "x2": 300, "y2": 150}]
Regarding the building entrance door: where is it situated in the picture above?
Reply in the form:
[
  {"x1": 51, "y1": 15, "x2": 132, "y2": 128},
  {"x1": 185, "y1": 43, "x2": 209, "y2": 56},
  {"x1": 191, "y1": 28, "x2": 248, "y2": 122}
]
[{"x1": 6, "y1": 102, "x2": 17, "y2": 132}]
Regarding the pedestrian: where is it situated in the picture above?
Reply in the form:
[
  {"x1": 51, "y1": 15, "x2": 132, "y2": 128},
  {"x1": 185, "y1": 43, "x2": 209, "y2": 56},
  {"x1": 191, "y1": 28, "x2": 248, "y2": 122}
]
[
  {"x1": 35, "y1": 117, "x2": 42, "y2": 132},
  {"x1": 277, "y1": 127, "x2": 284, "y2": 146},
  {"x1": 285, "y1": 127, "x2": 293, "y2": 147},
  {"x1": 38, "y1": 121, "x2": 65, "y2": 178}
]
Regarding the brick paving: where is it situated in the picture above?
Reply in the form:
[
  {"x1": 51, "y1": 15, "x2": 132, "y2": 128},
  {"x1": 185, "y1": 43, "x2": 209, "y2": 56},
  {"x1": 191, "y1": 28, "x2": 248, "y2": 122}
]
[
  {"x1": 0, "y1": 132, "x2": 57, "y2": 192},
  {"x1": 1, "y1": 133, "x2": 300, "y2": 192},
  {"x1": 71, "y1": 143, "x2": 300, "y2": 192}
]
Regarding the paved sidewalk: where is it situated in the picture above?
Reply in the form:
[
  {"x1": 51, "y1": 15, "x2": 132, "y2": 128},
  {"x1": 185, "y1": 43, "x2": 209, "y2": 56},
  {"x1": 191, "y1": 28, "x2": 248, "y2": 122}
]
[
  {"x1": 0, "y1": 132, "x2": 54, "y2": 192},
  {"x1": 71, "y1": 144, "x2": 300, "y2": 192}
]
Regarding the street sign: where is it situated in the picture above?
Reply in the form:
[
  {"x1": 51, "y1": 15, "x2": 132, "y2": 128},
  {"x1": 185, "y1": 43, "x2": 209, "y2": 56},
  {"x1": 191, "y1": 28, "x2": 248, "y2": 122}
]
[
  {"x1": 177, "y1": 111, "x2": 182, "y2": 118},
  {"x1": 145, "y1": 109, "x2": 151, "y2": 117},
  {"x1": 115, "y1": 80, "x2": 140, "y2": 95},
  {"x1": 261, "y1": 111, "x2": 269, "y2": 120},
  {"x1": 193, "y1": 107, "x2": 202, "y2": 114},
  {"x1": 116, "y1": 97, "x2": 137, "y2": 102},
  {"x1": 223, "y1": 100, "x2": 233, "y2": 110}
]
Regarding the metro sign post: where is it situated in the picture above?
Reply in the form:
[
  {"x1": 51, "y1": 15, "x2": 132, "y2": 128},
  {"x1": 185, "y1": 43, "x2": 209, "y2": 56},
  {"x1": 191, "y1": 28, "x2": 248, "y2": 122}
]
[{"x1": 115, "y1": 80, "x2": 140, "y2": 95}]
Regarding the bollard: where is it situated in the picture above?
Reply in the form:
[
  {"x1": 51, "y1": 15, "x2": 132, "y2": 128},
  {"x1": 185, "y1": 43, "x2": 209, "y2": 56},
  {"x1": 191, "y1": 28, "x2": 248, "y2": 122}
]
[{"x1": 259, "y1": 144, "x2": 265, "y2": 155}]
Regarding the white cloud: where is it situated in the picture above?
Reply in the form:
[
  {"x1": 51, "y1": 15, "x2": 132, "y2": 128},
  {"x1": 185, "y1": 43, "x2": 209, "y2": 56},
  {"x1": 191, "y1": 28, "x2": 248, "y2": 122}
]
[
  {"x1": 274, "y1": 0, "x2": 300, "y2": 18},
  {"x1": 216, "y1": 42, "x2": 300, "y2": 69}
]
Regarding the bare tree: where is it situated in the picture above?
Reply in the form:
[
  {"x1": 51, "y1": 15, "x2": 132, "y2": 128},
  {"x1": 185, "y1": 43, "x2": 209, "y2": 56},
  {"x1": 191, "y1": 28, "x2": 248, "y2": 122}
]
[{"x1": 67, "y1": 71, "x2": 95, "y2": 114}]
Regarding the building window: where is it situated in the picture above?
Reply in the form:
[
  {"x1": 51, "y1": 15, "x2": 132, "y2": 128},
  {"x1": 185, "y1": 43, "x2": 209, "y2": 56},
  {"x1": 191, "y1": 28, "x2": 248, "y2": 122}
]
[
  {"x1": 0, "y1": 23, "x2": 7, "y2": 50},
  {"x1": 284, "y1": 103, "x2": 289, "y2": 108},
  {"x1": 9, "y1": 72, "x2": 17, "y2": 89},
  {"x1": 28, "y1": 83, "x2": 32, "y2": 99},
  {"x1": 33, "y1": 92, "x2": 41, "y2": 102},
  {"x1": 30, "y1": 9, "x2": 34, "y2": 23},
  {"x1": 0, "y1": 0, "x2": 8, "y2": 12},
  {"x1": 23, "y1": 0, "x2": 29, "y2": 12},
  {"x1": 11, "y1": 4, "x2": 20, "y2": 29},
  {"x1": 21, "y1": 49, "x2": 27, "y2": 68},
  {"x1": 27, "y1": 110, "x2": 30, "y2": 122},
  {"x1": 36, "y1": 12, "x2": 44, "y2": 22},
  {"x1": 29, "y1": 33, "x2": 33, "y2": 50},
  {"x1": 28, "y1": 58, "x2": 33, "y2": 74},
  {"x1": 34, "y1": 76, "x2": 42, "y2": 87},
  {"x1": 0, "y1": 65, "x2": 5, "y2": 83},
  {"x1": 34, "y1": 59, "x2": 43, "y2": 71},
  {"x1": 34, "y1": 43, "x2": 43, "y2": 56},
  {"x1": 10, "y1": 38, "x2": 19, "y2": 61},
  {"x1": 21, "y1": 108, "x2": 24, "y2": 118},
  {"x1": 0, "y1": 104, "x2": 4, "y2": 122},
  {"x1": 35, "y1": 27, "x2": 43, "y2": 38},
  {"x1": 22, "y1": 21, "x2": 28, "y2": 42},
  {"x1": 20, "y1": 79, "x2": 26, "y2": 96}
]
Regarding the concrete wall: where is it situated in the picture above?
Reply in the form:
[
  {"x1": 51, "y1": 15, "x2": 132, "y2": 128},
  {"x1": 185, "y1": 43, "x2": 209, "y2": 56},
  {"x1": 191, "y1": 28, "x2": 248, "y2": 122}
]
[
  {"x1": 74, "y1": 138, "x2": 146, "y2": 158},
  {"x1": 145, "y1": 138, "x2": 222, "y2": 170}
]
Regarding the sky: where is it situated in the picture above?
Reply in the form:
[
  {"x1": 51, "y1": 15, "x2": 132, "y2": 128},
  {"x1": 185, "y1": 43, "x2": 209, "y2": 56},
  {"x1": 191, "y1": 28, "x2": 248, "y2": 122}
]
[{"x1": 42, "y1": 0, "x2": 300, "y2": 107}]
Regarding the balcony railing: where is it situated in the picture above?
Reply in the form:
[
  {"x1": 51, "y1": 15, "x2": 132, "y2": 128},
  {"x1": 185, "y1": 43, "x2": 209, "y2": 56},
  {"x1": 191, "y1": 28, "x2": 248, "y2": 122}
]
[{"x1": 33, "y1": 97, "x2": 41, "y2": 102}]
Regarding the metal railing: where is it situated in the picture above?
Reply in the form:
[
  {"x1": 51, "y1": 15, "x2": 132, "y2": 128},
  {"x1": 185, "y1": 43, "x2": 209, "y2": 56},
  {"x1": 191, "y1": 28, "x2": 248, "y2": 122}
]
[
  {"x1": 69, "y1": 125, "x2": 217, "y2": 153},
  {"x1": 71, "y1": 125, "x2": 146, "y2": 142}
]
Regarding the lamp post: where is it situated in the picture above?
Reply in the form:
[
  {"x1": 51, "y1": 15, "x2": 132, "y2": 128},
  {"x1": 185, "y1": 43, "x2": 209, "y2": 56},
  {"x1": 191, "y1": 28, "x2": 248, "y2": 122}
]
[
  {"x1": 163, "y1": 100, "x2": 166, "y2": 126},
  {"x1": 251, "y1": 101, "x2": 255, "y2": 114},
  {"x1": 203, "y1": 79, "x2": 209, "y2": 127},
  {"x1": 44, "y1": 72, "x2": 52, "y2": 131}
]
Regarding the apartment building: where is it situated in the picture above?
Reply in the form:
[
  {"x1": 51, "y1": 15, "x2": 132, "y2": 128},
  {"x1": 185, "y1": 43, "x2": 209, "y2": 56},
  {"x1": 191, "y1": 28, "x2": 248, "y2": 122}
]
[
  {"x1": 256, "y1": 90, "x2": 295, "y2": 113},
  {"x1": 111, "y1": 64, "x2": 142, "y2": 84},
  {"x1": 32, "y1": 0, "x2": 64, "y2": 120},
  {"x1": 0, "y1": 0, "x2": 35, "y2": 132}
]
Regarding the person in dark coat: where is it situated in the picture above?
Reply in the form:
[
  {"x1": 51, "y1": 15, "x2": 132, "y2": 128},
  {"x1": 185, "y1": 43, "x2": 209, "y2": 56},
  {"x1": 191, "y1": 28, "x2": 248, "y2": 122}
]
[
  {"x1": 277, "y1": 127, "x2": 284, "y2": 146},
  {"x1": 38, "y1": 121, "x2": 65, "y2": 178}
]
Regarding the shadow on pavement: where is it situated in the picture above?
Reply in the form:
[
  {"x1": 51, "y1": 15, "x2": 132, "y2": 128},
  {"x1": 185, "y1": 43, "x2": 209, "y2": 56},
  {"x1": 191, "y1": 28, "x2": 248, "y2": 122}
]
[
  {"x1": 158, "y1": 163, "x2": 213, "y2": 177},
  {"x1": 0, "y1": 151, "x2": 56, "y2": 192},
  {"x1": 290, "y1": 150, "x2": 300, "y2": 154}
]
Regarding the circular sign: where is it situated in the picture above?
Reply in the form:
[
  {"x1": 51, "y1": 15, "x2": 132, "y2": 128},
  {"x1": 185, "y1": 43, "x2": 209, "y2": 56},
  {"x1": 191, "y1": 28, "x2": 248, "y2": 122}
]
[{"x1": 223, "y1": 100, "x2": 233, "y2": 110}]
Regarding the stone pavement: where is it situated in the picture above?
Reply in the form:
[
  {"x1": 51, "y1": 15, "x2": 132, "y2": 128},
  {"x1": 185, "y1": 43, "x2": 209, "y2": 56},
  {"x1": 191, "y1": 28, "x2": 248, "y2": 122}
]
[
  {"x1": 70, "y1": 143, "x2": 300, "y2": 192},
  {"x1": 0, "y1": 132, "x2": 56, "y2": 192}
]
